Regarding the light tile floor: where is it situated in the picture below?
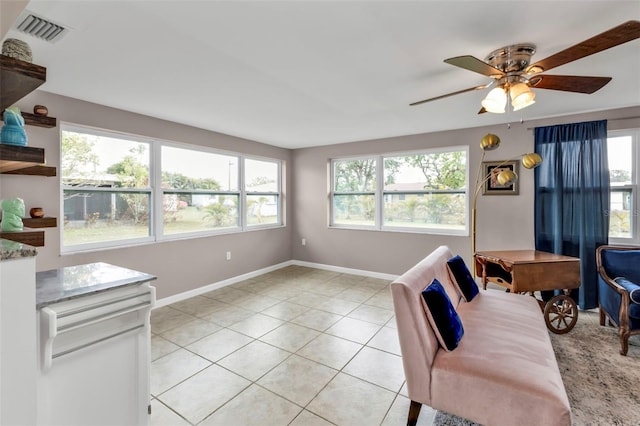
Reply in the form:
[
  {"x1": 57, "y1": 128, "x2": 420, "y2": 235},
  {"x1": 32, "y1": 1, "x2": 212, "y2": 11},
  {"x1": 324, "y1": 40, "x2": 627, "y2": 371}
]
[{"x1": 150, "y1": 265, "x2": 436, "y2": 426}]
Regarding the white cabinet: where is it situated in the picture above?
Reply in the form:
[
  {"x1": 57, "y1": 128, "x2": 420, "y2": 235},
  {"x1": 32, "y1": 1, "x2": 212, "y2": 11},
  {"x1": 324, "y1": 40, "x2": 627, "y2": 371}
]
[
  {"x1": 0, "y1": 253, "x2": 37, "y2": 426},
  {"x1": 35, "y1": 262, "x2": 156, "y2": 426}
]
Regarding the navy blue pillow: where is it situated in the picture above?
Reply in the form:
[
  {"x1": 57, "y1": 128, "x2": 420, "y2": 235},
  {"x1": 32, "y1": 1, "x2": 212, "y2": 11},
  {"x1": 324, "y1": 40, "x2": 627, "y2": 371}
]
[
  {"x1": 421, "y1": 279, "x2": 464, "y2": 351},
  {"x1": 447, "y1": 255, "x2": 479, "y2": 302},
  {"x1": 613, "y1": 277, "x2": 640, "y2": 304}
]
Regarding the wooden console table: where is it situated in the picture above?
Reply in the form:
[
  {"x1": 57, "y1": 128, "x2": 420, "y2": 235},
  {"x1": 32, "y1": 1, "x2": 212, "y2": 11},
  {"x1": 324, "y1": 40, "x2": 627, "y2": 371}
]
[
  {"x1": 474, "y1": 250, "x2": 581, "y2": 334},
  {"x1": 474, "y1": 250, "x2": 580, "y2": 292}
]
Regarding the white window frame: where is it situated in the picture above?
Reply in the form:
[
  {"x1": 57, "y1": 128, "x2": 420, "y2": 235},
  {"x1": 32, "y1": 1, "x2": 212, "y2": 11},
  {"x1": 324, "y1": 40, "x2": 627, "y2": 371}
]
[
  {"x1": 60, "y1": 123, "x2": 284, "y2": 253},
  {"x1": 244, "y1": 156, "x2": 283, "y2": 230},
  {"x1": 60, "y1": 124, "x2": 156, "y2": 253},
  {"x1": 157, "y1": 141, "x2": 242, "y2": 241},
  {"x1": 330, "y1": 156, "x2": 378, "y2": 230},
  {"x1": 608, "y1": 128, "x2": 640, "y2": 245},
  {"x1": 329, "y1": 146, "x2": 469, "y2": 235}
]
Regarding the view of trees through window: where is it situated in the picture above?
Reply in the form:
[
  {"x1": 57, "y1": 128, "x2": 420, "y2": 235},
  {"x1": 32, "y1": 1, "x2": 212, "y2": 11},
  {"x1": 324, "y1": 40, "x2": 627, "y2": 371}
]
[
  {"x1": 332, "y1": 149, "x2": 467, "y2": 232},
  {"x1": 61, "y1": 126, "x2": 281, "y2": 250},
  {"x1": 62, "y1": 130, "x2": 152, "y2": 246},
  {"x1": 161, "y1": 145, "x2": 240, "y2": 235},
  {"x1": 245, "y1": 159, "x2": 280, "y2": 226},
  {"x1": 608, "y1": 134, "x2": 634, "y2": 239},
  {"x1": 333, "y1": 158, "x2": 377, "y2": 226}
]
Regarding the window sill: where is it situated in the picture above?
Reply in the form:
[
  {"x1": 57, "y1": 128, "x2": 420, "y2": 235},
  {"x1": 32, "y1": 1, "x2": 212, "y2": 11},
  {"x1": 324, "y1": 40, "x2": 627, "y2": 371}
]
[
  {"x1": 329, "y1": 224, "x2": 468, "y2": 237},
  {"x1": 61, "y1": 224, "x2": 287, "y2": 254}
]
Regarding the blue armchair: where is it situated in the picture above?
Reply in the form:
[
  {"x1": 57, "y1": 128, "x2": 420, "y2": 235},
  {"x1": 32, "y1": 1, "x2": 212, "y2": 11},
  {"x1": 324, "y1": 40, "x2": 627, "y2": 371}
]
[{"x1": 596, "y1": 245, "x2": 640, "y2": 355}]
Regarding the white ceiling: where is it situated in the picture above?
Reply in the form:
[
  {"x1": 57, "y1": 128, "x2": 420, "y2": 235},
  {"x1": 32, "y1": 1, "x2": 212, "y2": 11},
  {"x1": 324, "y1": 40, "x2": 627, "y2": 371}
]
[{"x1": 5, "y1": 1, "x2": 640, "y2": 149}]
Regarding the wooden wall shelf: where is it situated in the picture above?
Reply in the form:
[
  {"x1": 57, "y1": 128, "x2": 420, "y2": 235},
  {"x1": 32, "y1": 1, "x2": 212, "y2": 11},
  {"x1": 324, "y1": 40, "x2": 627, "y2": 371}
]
[
  {"x1": 0, "y1": 145, "x2": 56, "y2": 176},
  {"x1": 1, "y1": 55, "x2": 57, "y2": 248},
  {"x1": 1, "y1": 55, "x2": 56, "y2": 127},
  {"x1": 21, "y1": 112, "x2": 56, "y2": 128},
  {"x1": 0, "y1": 231, "x2": 44, "y2": 247},
  {"x1": 1, "y1": 111, "x2": 57, "y2": 128},
  {"x1": 2, "y1": 164, "x2": 56, "y2": 176},
  {"x1": 0, "y1": 144, "x2": 44, "y2": 163},
  {"x1": 0, "y1": 55, "x2": 46, "y2": 111},
  {"x1": 22, "y1": 217, "x2": 57, "y2": 228}
]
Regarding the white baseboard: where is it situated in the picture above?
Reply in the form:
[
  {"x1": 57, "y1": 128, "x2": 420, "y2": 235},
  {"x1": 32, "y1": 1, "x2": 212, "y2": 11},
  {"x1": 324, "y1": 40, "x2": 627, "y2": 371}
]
[
  {"x1": 155, "y1": 259, "x2": 398, "y2": 308},
  {"x1": 155, "y1": 260, "x2": 295, "y2": 308},
  {"x1": 291, "y1": 260, "x2": 399, "y2": 281}
]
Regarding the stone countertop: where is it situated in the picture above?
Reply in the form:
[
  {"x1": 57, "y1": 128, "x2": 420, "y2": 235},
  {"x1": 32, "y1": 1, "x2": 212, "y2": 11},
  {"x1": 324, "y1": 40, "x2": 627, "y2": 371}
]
[
  {"x1": 0, "y1": 238, "x2": 37, "y2": 260},
  {"x1": 36, "y1": 262, "x2": 157, "y2": 309}
]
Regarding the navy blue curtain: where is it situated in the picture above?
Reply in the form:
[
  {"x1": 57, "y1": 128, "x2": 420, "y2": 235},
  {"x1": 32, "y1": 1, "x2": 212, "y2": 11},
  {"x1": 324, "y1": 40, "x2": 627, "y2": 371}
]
[{"x1": 534, "y1": 120, "x2": 609, "y2": 310}]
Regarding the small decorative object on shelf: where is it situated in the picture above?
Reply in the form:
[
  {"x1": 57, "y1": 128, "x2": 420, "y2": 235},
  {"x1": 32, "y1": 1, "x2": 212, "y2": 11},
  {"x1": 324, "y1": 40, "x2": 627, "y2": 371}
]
[
  {"x1": 29, "y1": 207, "x2": 44, "y2": 218},
  {"x1": 1, "y1": 197, "x2": 26, "y2": 231},
  {"x1": 1, "y1": 107, "x2": 28, "y2": 146},
  {"x1": 33, "y1": 105, "x2": 48, "y2": 116},
  {"x1": 1, "y1": 38, "x2": 32, "y2": 62}
]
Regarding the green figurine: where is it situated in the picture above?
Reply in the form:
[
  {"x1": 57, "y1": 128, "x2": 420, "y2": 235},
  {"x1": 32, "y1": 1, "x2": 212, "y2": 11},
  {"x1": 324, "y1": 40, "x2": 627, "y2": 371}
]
[{"x1": 1, "y1": 198, "x2": 25, "y2": 231}]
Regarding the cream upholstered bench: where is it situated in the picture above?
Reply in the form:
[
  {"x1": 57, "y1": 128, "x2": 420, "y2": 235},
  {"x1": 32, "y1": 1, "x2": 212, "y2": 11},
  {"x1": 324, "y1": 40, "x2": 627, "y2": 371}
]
[{"x1": 390, "y1": 246, "x2": 571, "y2": 426}]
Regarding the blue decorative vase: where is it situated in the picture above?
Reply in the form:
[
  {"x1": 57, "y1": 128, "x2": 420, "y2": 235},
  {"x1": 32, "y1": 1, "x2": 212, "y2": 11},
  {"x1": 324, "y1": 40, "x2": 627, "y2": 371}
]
[{"x1": 1, "y1": 107, "x2": 27, "y2": 146}]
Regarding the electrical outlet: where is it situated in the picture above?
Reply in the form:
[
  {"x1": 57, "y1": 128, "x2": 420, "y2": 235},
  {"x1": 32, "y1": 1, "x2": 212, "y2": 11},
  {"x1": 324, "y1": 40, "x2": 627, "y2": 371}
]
[
  {"x1": 302, "y1": 238, "x2": 306, "y2": 246},
  {"x1": 226, "y1": 251, "x2": 231, "y2": 261}
]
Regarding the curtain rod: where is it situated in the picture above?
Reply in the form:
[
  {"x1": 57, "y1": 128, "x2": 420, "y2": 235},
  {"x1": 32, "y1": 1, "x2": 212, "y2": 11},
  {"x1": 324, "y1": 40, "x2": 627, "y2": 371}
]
[{"x1": 525, "y1": 116, "x2": 640, "y2": 131}]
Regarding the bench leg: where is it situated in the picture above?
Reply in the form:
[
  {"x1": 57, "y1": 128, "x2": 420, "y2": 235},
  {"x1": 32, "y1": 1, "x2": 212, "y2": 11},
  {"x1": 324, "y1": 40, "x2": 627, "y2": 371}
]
[{"x1": 408, "y1": 400, "x2": 422, "y2": 426}]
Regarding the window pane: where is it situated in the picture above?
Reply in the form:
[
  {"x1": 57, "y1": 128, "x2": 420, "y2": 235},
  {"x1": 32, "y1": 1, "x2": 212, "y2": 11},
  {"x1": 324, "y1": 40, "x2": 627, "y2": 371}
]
[
  {"x1": 247, "y1": 195, "x2": 279, "y2": 225},
  {"x1": 246, "y1": 159, "x2": 278, "y2": 192},
  {"x1": 384, "y1": 193, "x2": 465, "y2": 230},
  {"x1": 608, "y1": 136, "x2": 632, "y2": 187},
  {"x1": 382, "y1": 151, "x2": 466, "y2": 231},
  {"x1": 162, "y1": 146, "x2": 237, "y2": 191},
  {"x1": 384, "y1": 151, "x2": 466, "y2": 191},
  {"x1": 62, "y1": 190, "x2": 150, "y2": 245},
  {"x1": 163, "y1": 194, "x2": 239, "y2": 235},
  {"x1": 333, "y1": 194, "x2": 375, "y2": 226},
  {"x1": 608, "y1": 135, "x2": 633, "y2": 240},
  {"x1": 61, "y1": 130, "x2": 150, "y2": 189},
  {"x1": 333, "y1": 159, "x2": 376, "y2": 192},
  {"x1": 609, "y1": 189, "x2": 632, "y2": 238}
]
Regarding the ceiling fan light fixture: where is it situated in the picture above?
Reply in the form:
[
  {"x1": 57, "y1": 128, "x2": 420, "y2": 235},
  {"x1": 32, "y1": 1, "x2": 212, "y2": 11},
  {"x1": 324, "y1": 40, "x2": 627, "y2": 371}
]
[
  {"x1": 481, "y1": 87, "x2": 507, "y2": 113},
  {"x1": 510, "y1": 83, "x2": 536, "y2": 111}
]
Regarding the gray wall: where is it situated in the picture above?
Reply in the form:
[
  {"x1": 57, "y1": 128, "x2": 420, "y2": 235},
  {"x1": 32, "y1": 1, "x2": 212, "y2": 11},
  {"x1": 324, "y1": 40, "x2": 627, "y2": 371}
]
[
  {"x1": 2, "y1": 88, "x2": 639, "y2": 298},
  {"x1": 0, "y1": 0, "x2": 28, "y2": 39},
  {"x1": 291, "y1": 106, "x2": 640, "y2": 275},
  {"x1": 1, "y1": 91, "x2": 293, "y2": 299}
]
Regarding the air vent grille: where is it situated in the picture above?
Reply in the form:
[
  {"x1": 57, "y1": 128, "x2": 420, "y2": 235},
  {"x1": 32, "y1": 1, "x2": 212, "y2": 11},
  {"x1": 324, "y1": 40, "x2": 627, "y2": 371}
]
[{"x1": 17, "y1": 14, "x2": 66, "y2": 42}]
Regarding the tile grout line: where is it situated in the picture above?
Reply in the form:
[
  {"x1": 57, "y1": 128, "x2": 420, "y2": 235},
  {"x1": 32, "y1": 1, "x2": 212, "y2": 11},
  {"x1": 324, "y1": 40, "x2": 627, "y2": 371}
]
[{"x1": 150, "y1": 268, "x2": 401, "y2": 425}]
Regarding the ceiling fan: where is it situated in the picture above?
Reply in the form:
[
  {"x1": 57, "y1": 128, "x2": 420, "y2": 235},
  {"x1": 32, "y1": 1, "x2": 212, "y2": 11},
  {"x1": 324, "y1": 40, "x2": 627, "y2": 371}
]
[{"x1": 410, "y1": 20, "x2": 640, "y2": 114}]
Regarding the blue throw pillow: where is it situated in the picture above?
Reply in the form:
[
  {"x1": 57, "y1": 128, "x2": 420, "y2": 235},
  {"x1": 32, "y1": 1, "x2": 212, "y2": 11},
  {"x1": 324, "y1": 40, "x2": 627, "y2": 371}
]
[
  {"x1": 447, "y1": 255, "x2": 479, "y2": 302},
  {"x1": 421, "y1": 279, "x2": 464, "y2": 351},
  {"x1": 613, "y1": 277, "x2": 640, "y2": 304}
]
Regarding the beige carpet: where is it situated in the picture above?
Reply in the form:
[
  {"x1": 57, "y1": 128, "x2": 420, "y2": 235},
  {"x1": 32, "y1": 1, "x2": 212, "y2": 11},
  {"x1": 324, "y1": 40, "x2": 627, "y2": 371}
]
[{"x1": 434, "y1": 310, "x2": 640, "y2": 426}]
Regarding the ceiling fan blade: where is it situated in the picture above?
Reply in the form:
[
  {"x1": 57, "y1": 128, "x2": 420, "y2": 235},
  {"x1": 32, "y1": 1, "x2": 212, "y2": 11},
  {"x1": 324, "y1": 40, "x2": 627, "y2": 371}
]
[
  {"x1": 410, "y1": 84, "x2": 490, "y2": 106},
  {"x1": 530, "y1": 75, "x2": 612, "y2": 94},
  {"x1": 444, "y1": 56, "x2": 505, "y2": 78},
  {"x1": 526, "y1": 20, "x2": 640, "y2": 74}
]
